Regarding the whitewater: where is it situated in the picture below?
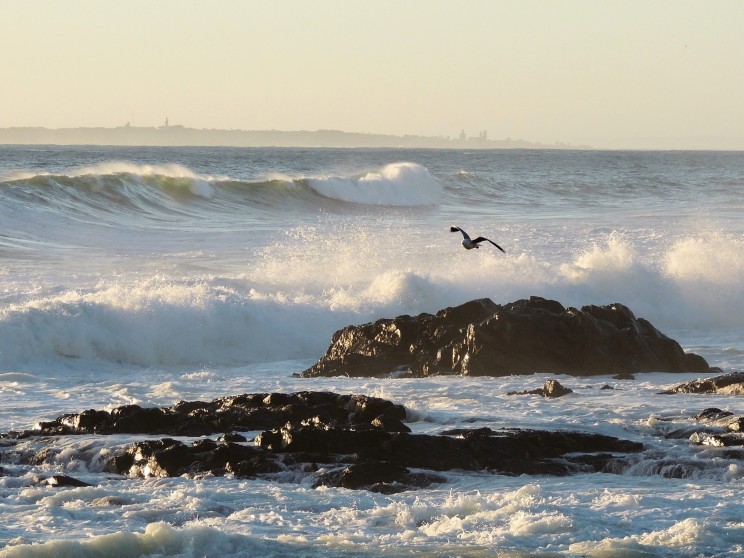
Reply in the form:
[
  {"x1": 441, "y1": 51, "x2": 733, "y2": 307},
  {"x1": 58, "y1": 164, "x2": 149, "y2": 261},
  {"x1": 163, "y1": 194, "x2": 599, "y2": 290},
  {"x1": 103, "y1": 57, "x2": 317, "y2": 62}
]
[{"x1": 1, "y1": 145, "x2": 744, "y2": 557}]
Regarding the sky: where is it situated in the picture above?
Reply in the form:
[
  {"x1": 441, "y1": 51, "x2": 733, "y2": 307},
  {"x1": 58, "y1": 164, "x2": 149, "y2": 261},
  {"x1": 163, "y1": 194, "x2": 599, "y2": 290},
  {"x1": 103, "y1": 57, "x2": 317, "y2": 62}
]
[{"x1": 1, "y1": 0, "x2": 743, "y2": 150}]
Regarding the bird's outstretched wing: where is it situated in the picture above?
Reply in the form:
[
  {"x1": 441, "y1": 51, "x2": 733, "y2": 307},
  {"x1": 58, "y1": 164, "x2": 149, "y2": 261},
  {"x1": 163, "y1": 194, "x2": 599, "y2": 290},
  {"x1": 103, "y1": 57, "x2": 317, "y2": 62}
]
[
  {"x1": 472, "y1": 237, "x2": 506, "y2": 253},
  {"x1": 450, "y1": 226, "x2": 471, "y2": 240}
]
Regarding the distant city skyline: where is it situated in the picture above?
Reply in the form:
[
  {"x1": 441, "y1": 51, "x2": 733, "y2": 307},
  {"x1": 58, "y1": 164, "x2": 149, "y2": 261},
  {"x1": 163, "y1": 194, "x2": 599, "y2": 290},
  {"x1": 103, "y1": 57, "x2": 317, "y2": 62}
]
[
  {"x1": 0, "y1": 124, "x2": 584, "y2": 150},
  {"x1": 2, "y1": 0, "x2": 743, "y2": 150}
]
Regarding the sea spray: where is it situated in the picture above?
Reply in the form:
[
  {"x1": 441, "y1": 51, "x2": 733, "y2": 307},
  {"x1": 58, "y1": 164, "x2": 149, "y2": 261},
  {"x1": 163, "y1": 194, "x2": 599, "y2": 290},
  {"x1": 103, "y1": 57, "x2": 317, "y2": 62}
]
[{"x1": 2, "y1": 146, "x2": 744, "y2": 556}]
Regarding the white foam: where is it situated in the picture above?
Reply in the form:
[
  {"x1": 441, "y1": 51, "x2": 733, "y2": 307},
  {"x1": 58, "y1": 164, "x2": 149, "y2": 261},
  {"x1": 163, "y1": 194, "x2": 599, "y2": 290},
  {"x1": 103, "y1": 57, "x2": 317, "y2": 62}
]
[
  {"x1": 663, "y1": 233, "x2": 744, "y2": 285},
  {"x1": 556, "y1": 230, "x2": 744, "y2": 332},
  {"x1": 74, "y1": 161, "x2": 229, "y2": 184},
  {"x1": 0, "y1": 278, "x2": 352, "y2": 368},
  {"x1": 568, "y1": 517, "x2": 715, "y2": 556},
  {"x1": 0, "y1": 522, "x2": 255, "y2": 558},
  {"x1": 306, "y1": 162, "x2": 442, "y2": 206},
  {"x1": 6, "y1": 224, "x2": 744, "y2": 371}
]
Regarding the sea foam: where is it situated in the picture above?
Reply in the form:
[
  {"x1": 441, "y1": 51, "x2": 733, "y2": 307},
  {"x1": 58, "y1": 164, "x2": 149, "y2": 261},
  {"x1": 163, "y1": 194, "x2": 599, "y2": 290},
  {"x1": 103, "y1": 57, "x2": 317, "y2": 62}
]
[
  {"x1": 306, "y1": 162, "x2": 442, "y2": 205},
  {"x1": 0, "y1": 522, "x2": 256, "y2": 558}
]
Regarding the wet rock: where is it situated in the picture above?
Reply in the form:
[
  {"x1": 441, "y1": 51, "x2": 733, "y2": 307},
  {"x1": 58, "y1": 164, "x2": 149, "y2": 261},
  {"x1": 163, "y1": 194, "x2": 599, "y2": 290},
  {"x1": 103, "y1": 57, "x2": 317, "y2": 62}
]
[
  {"x1": 689, "y1": 432, "x2": 744, "y2": 447},
  {"x1": 694, "y1": 408, "x2": 734, "y2": 423},
  {"x1": 107, "y1": 438, "x2": 269, "y2": 478},
  {"x1": 692, "y1": 408, "x2": 744, "y2": 435},
  {"x1": 727, "y1": 418, "x2": 744, "y2": 432},
  {"x1": 4, "y1": 391, "x2": 645, "y2": 493},
  {"x1": 316, "y1": 461, "x2": 447, "y2": 493},
  {"x1": 24, "y1": 391, "x2": 410, "y2": 438},
  {"x1": 39, "y1": 475, "x2": 92, "y2": 488},
  {"x1": 507, "y1": 379, "x2": 574, "y2": 398},
  {"x1": 300, "y1": 297, "x2": 710, "y2": 378},
  {"x1": 105, "y1": 424, "x2": 642, "y2": 489},
  {"x1": 660, "y1": 370, "x2": 744, "y2": 395},
  {"x1": 318, "y1": 461, "x2": 409, "y2": 489}
]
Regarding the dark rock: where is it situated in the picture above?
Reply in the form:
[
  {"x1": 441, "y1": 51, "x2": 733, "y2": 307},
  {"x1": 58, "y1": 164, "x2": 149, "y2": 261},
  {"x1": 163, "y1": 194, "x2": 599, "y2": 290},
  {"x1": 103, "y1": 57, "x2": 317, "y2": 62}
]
[
  {"x1": 41, "y1": 475, "x2": 92, "y2": 488},
  {"x1": 300, "y1": 297, "x2": 710, "y2": 378},
  {"x1": 315, "y1": 461, "x2": 447, "y2": 492},
  {"x1": 613, "y1": 372, "x2": 636, "y2": 380},
  {"x1": 660, "y1": 371, "x2": 744, "y2": 395},
  {"x1": 694, "y1": 408, "x2": 734, "y2": 422},
  {"x1": 3, "y1": 391, "x2": 645, "y2": 493},
  {"x1": 104, "y1": 424, "x2": 642, "y2": 489},
  {"x1": 226, "y1": 456, "x2": 283, "y2": 478},
  {"x1": 108, "y1": 438, "x2": 270, "y2": 478},
  {"x1": 22, "y1": 391, "x2": 409, "y2": 438},
  {"x1": 507, "y1": 379, "x2": 574, "y2": 398},
  {"x1": 317, "y1": 461, "x2": 407, "y2": 489},
  {"x1": 372, "y1": 412, "x2": 412, "y2": 433},
  {"x1": 60, "y1": 409, "x2": 110, "y2": 432}
]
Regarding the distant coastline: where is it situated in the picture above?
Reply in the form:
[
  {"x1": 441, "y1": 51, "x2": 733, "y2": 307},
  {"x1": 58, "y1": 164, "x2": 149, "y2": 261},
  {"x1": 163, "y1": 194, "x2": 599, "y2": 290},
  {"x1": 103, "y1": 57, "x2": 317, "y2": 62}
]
[{"x1": 0, "y1": 125, "x2": 585, "y2": 149}]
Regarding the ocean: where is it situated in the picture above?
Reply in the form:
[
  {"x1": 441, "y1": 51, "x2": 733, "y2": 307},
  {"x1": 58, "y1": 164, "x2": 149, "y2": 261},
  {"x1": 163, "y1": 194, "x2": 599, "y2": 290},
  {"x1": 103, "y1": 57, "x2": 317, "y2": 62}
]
[{"x1": 1, "y1": 145, "x2": 743, "y2": 557}]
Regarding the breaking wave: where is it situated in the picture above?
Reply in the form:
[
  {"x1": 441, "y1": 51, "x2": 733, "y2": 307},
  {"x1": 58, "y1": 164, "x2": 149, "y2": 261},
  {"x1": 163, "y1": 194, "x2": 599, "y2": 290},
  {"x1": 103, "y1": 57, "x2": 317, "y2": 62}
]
[
  {"x1": 2, "y1": 228, "x2": 744, "y2": 370},
  {"x1": 0, "y1": 161, "x2": 442, "y2": 226}
]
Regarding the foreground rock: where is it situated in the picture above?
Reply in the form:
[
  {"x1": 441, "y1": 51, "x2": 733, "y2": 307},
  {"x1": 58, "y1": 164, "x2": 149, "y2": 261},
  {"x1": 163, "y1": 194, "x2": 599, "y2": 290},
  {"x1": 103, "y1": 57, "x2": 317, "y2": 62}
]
[
  {"x1": 103, "y1": 426, "x2": 643, "y2": 491},
  {"x1": 2, "y1": 392, "x2": 644, "y2": 493},
  {"x1": 22, "y1": 391, "x2": 409, "y2": 437},
  {"x1": 660, "y1": 370, "x2": 743, "y2": 395},
  {"x1": 300, "y1": 297, "x2": 710, "y2": 378}
]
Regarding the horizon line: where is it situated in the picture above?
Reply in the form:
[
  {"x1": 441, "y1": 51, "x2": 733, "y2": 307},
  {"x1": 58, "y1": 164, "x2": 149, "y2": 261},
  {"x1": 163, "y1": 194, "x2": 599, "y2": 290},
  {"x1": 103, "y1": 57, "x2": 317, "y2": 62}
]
[{"x1": 1, "y1": 125, "x2": 743, "y2": 152}]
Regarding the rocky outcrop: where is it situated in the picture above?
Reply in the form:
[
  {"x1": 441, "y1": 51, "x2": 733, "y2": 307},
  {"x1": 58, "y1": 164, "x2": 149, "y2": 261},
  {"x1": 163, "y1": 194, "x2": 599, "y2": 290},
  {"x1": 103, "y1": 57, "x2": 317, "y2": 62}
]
[
  {"x1": 660, "y1": 370, "x2": 743, "y2": 395},
  {"x1": 24, "y1": 391, "x2": 409, "y2": 437},
  {"x1": 2, "y1": 391, "x2": 644, "y2": 493},
  {"x1": 300, "y1": 297, "x2": 710, "y2": 378}
]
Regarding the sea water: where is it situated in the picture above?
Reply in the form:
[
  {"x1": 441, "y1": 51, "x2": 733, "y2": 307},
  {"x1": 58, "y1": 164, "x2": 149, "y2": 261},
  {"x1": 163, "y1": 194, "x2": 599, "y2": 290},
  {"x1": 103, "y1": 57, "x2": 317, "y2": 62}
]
[{"x1": 1, "y1": 146, "x2": 744, "y2": 556}]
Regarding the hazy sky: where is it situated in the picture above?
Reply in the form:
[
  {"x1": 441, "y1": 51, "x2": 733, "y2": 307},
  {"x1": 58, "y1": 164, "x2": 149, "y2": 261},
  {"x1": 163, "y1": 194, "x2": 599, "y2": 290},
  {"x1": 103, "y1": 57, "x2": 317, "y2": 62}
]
[{"x1": 2, "y1": 0, "x2": 743, "y2": 149}]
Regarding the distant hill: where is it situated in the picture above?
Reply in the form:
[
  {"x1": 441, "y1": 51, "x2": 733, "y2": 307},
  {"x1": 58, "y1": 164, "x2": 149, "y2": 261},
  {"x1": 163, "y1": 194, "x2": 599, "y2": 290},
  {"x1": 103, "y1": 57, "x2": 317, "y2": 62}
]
[{"x1": 0, "y1": 126, "x2": 584, "y2": 149}]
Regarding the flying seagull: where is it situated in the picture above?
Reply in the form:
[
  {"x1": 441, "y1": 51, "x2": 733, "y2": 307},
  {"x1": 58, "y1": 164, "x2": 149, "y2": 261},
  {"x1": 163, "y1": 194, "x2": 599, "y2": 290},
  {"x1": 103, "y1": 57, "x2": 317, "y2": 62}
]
[{"x1": 450, "y1": 226, "x2": 505, "y2": 252}]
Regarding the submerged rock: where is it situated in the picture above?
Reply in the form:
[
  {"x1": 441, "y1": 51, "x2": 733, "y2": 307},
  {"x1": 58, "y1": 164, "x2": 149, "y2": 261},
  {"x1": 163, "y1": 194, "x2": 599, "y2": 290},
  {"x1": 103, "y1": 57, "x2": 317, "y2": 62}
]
[
  {"x1": 39, "y1": 475, "x2": 92, "y2": 488},
  {"x1": 299, "y1": 297, "x2": 710, "y2": 378},
  {"x1": 507, "y1": 379, "x2": 574, "y2": 398}
]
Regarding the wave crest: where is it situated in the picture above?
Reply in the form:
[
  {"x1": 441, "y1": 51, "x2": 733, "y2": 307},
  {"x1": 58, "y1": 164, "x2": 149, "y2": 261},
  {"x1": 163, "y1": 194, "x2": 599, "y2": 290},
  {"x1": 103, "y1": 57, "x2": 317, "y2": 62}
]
[{"x1": 306, "y1": 162, "x2": 442, "y2": 206}]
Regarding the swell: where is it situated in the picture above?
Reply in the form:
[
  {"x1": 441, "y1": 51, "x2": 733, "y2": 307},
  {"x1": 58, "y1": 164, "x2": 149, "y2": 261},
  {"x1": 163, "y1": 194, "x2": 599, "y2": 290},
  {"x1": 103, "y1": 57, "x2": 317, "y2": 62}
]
[{"x1": 0, "y1": 161, "x2": 443, "y2": 229}]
